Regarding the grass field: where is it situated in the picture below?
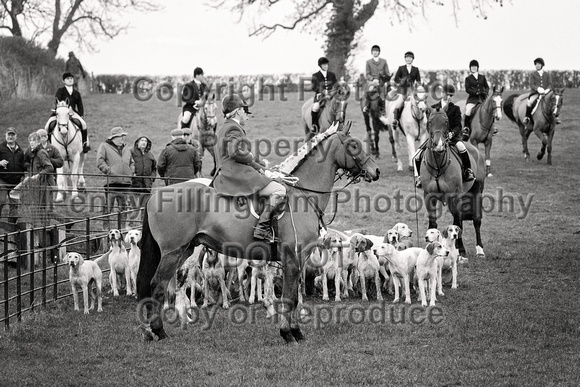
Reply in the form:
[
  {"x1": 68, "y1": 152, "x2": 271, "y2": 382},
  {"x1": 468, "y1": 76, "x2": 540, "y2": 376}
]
[{"x1": 1, "y1": 88, "x2": 580, "y2": 386}]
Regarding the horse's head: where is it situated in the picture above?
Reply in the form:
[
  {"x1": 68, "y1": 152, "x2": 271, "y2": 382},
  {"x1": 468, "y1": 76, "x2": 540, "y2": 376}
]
[
  {"x1": 427, "y1": 108, "x2": 449, "y2": 152},
  {"x1": 490, "y1": 85, "x2": 504, "y2": 121},
  {"x1": 202, "y1": 93, "x2": 218, "y2": 131},
  {"x1": 335, "y1": 121, "x2": 380, "y2": 182},
  {"x1": 411, "y1": 85, "x2": 428, "y2": 119},
  {"x1": 330, "y1": 81, "x2": 350, "y2": 123},
  {"x1": 55, "y1": 98, "x2": 71, "y2": 135},
  {"x1": 549, "y1": 88, "x2": 565, "y2": 119}
]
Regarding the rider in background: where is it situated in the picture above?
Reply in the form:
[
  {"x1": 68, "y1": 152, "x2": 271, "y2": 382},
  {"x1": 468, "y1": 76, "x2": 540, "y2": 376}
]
[
  {"x1": 524, "y1": 58, "x2": 561, "y2": 125},
  {"x1": 463, "y1": 59, "x2": 491, "y2": 136},
  {"x1": 310, "y1": 57, "x2": 337, "y2": 133},
  {"x1": 414, "y1": 85, "x2": 475, "y2": 188},
  {"x1": 181, "y1": 67, "x2": 207, "y2": 130},
  {"x1": 45, "y1": 72, "x2": 90, "y2": 153},
  {"x1": 363, "y1": 45, "x2": 390, "y2": 116},
  {"x1": 391, "y1": 51, "x2": 421, "y2": 129}
]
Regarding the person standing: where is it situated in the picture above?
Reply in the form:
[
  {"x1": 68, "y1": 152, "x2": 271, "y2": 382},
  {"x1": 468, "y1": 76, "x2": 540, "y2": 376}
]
[
  {"x1": 97, "y1": 127, "x2": 134, "y2": 220},
  {"x1": 180, "y1": 67, "x2": 207, "y2": 130},
  {"x1": 27, "y1": 132, "x2": 55, "y2": 219},
  {"x1": 310, "y1": 57, "x2": 338, "y2": 133},
  {"x1": 463, "y1": 60, "x2": 491, "y2": 135},
  {"x1": 182, "y1": 127, "x2": 203, "y2": 177},
  {"x1": 157, "y1": 129, "x2": 200, "y2": 185},
  {"x1": 65, "y1": 51, "x2": 86, "y2": 90},
  {"x1": 130, "y1": 135, "x2": 156, "y2": 208},
  {"x1": 364, "y1": 45, "x2": 390, "y2": 114},
  {"x1": 45, "y1": 72, "x2": 90, "y2": 153},
  {"x1": 391, "y1": 51, "x2": 421, "y2": 128},
  {"x1": 24, "y1": 129, "x2": 64, "y2": 171},
  {"x1": 0, "y1": 128, "x2": 25, "y2": 224}
]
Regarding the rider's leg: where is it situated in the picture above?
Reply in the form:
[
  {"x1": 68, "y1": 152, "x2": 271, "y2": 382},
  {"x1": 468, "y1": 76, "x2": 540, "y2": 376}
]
[
  {"x1": 456, "y1": 141, "x2": 475, "y2": 182},
  {"x1": 413, "y1": 146, "x2": 425, "y2": 188},
  {"x1": 70, "y1": 112, "x2": 90, "y2": 153},
  {"x1": 463, "y1": 103, "x2": 475, "y2": 138},
  {"x1": 254, "y1": 181, "x2": 286, "y2": 242},
  {"x1": 524, "y1": 95, "x2": 538, "y2": 124},
  {"x1": 392, "y1": 95, "x2": 404, "y2": 128},
  {"x1": 181, "y1": 111, "x2": 192, "y2": 129},
  {"x1": 311, "y1": 101, "x2": 320, "y2": 133},
  {"x1": 45, "y1": 115, "x2": 57, "y2": 143}
]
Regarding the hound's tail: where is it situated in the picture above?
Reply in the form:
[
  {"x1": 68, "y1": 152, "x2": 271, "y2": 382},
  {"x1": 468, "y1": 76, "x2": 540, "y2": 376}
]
[
  {"x1": 503, "y1": 93, "x2": 519, "y2": 124},
  {"x1": 137, "y1": 207, "x2": 161, "y2": 301}
]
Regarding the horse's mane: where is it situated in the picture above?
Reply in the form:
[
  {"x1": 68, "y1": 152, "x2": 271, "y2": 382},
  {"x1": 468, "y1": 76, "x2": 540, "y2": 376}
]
[{"x1": 277, "y1": 123, "x2": 339, "y2": 175}]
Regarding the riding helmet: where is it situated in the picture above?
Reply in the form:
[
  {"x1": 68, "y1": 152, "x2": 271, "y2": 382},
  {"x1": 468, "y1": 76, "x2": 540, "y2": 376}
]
[
  {"x1": 534, "y1": 57, "x2": 545, "y2": 67},
  {"x1": 404, "y1": 51, "x2": 414, "y2": 59},
  {"x1": 318, "y1": 57, "x2": 329, "y2": 67},
  {"x1": 442, "y1": 84, "x2": 456, "y2": 95},
  {"x1": 371, "y1": 45, "x2": 381, "y2": 53},
  {"x1": 62, "y1": 72, "x2": 74, "y2": 80},
  {"x1": 221, "y1": 94, "x2": 250, "y2": 116},
  {"x1": 194, "y1": 67, "x2": 204, "y2": 77},
  {"x1": 469, "y1": 59, "x2": 479, "y2": 69}
]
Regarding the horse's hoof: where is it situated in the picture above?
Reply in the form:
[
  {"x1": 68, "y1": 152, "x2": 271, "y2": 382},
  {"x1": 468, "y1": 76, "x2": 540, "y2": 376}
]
[
  {"x1": 280, "y1": 329, "x2": 297, "y2": 345},
  {"x1": 152, "y1": 327, "x2": 168, "y2": 341},
  {"x1": 291, "y1": 327, "x2": 305, "y2": 342},
  {"x1": 486, "y1": 173, "x2": 493, "y2": 178},
  {"x1": 537, "y1": 153, "x2": 544, "y2": 160}
]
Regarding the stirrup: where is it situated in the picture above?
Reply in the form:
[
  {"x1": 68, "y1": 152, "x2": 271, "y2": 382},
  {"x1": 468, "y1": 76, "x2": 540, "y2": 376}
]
[
  {"x1": 523, "y1": 117, "x2": 530, "y2": 124},
  {"x1": 463, "y1": 169, "x2": 475, "y2": 182},
  {"x1": 253, "y1": 223, "x2": 281, "y2": 243},
  {"x1": 392, "y1": 119, "x2": 399, "y2": 128},
  {"x1": 414, "y1": 176, "x2": 422, "y2": 188},
  {"x1": 493, "y1": 127, "x2": 498, "y2": 136},
  {"x1": 83, "y1": 142, "x2": 91, "y2": 153},
  {"x1": 555, "y1": 117, "x2": 562, "y2": 124}
]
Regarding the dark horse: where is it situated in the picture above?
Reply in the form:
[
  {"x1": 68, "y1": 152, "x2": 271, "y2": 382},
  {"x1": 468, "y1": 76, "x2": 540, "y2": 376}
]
[
  {"x1": 301, "y1": 81, "x2": 349, "y2": 141},
  {"x1": 418, "y1": 109, "x2": 486, "y2": 258},
  {"x1": 137, "y1": 122, "x2": 380, "y2": 344},
  {"x1": 359, "y1": 80, "x2": 396, "y2": 160},
  {"x1": 503, "y1": 88, "x2": 565, "y2": 165}
]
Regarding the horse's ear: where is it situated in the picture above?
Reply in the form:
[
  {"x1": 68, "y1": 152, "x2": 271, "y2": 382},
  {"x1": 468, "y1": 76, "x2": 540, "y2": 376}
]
[
  {"x1": 65, "y1": 97, "x2": 70, "y2": 106},
  {"x1": 55, "y1": 98, "x2": 59, "y2": 106}
]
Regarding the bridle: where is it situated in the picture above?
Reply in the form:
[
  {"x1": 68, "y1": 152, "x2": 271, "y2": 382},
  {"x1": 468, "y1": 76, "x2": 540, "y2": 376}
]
[{"x1": 424, "y1": 110, "x2": 452, "y2": 187}]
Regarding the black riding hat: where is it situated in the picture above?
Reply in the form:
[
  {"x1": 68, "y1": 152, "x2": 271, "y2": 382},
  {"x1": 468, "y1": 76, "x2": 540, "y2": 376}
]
[
  {"x1": 62, "y1": 72, "x2": 74, "y2": 81},
  {"x1": 404, "y1": 51, "x2": 414, "y2": 59},
  {"x1": 469, "y1": 59, "x2": 479, "y2": 69},
  {"x1": 371, "y1": 45, "x2": 380, "y2": 52},
  {"x1": 534, "y1": 57, "x2": 545, "y2": 67},
  {"x1": 443, "y1": 84, "x2": 456, "y2": 95},
  {"x1": 318, "y1": 57, "x2": 329, "y2": 67}
]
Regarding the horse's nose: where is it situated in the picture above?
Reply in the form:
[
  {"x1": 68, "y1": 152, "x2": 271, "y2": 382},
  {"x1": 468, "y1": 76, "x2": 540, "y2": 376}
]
[{"x1": 374, "y1": 168, "x2": 380, "y2": 180}]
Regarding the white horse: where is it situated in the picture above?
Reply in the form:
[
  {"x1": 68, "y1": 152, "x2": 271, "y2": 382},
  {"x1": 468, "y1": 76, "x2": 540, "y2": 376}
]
[
  {"x1": 396, "y1": 92, "x2": 429, "y2": 172},
  {"x1": 51, "y1": 100, "x2": 86, "y2": 202}
]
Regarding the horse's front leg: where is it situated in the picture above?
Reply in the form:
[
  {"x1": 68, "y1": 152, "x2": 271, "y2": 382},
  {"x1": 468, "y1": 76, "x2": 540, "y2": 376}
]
[
  {"x1": 484, "y1": 138, "x2": 493, "y2": 177},
  {"x1": 70, "y1": 152, "x2": 81, "y2": 200},
  {"x1": 278, "y1": 254, "x2": 303, "y2": 344},
  {"x1": 55, "y1": 167, "x2": 66, "y2": 203},
  {"x1": 208, "y1": 146, "x2": 217, "y2": 176},
  {"x1": 147, "y1": 244, "x2": 194, "y2": 341},
  {"x1": 546, "y1": 128, "x2": 555, "y2": 165},
  {"x1": 77, "y1": 153, "x2": 86, "y2": 192},
  {"x1": 425, "y1": 193, "x2": 439, "y2": 230},
  {"x1": 406, "y1": 134, "x2": 417, "y2": 172},
  {"x1": 520, "y1": 125, "x2": 532, "y2": 161}
]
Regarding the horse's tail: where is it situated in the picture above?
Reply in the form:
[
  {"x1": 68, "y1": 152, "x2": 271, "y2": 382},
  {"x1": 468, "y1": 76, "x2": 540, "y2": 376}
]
[
  {"x1": 503, "y1": 93, "x2": 519, "y2": 124},
  {"x1": 136, "y1": 205, "x2": 161, "y2": 301}
]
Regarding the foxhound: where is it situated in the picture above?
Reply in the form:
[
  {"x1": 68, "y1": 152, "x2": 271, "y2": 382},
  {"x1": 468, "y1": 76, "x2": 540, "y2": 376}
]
[
  {"x1": 350, "y1": 233, "x2": 383, "y2": 301},
  {"x1": 64, "y1": 252, "x2": 103, "y2": 314},
  {"x1": 107, "y1": 229, "x2": 132, "y2": 296},
  {"x1": 415, "y1": 242, "x2": 449, "y2": 307},
  {"x1": 437, "y1": 225, "x2": 461, "y2": 295},
  {"x1": 375, "y1": 243, "x2": 423, "y2": 304},
  {"x1": 124, "y1": 228, "x2": 142, "y2": 296}
]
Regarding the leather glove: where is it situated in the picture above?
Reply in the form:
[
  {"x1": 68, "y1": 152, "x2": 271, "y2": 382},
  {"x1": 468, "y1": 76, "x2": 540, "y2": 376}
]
[{"x1": 537, "y1": 87, "x2": 545, "y2": 94}]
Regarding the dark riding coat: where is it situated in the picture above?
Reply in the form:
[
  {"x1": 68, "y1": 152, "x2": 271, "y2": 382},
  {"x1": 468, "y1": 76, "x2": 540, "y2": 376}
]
[
  {"x1": 311, "y1": 70, "x2": 337, "y2": 97},
  {"x1": 131, "y1": 136, "x2": 156, "y2": 190},
  {"x1": 394, "y1": 65, "x2": 421, "y2": 96},
  {"x1": 432, "y1": 101, "x2": 462, "y2": 144},
  {"x1": 465, "y1": 74, "x2": 490, "y2": 105},
  {"x1": 55, "y1": 86, "x2": 84, "y2": 116},
  {"x1": 182, "y1": 81, "x2": 206, "y2": 115},
  {"x1": 365, "y1": 58, "x2": 390, "y2": 85},
  {"x1": 213, "y1": 118, "x2": 270, "y2": 197},
  {"x1": 529, "y1": 71, "x2": 552, "y2": 96}
]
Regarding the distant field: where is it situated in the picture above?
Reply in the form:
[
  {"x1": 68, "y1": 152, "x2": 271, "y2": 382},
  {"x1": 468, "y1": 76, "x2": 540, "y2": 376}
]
[{"x1": 1, "y1": 89, "x2": 579, "y2": 385}]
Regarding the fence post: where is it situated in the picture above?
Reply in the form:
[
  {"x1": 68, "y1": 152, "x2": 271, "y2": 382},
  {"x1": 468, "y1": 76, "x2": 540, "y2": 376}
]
[
  {"x1": 42, "y1": 226, "x2": 47, "y2": 307},
  {"x1": 16, "y1": 230, "x2": 22, "y2": 322},
  {"x1": 117, "y1": 210, "x2": 122, "y2": 230},
  {"x1": 3, "y1": 233, "x2": 9, "y2": 331},
  {"x1": 86, "y1": 217, "x2": 91, "y2": 259},
  {"x1": 53, "y1": 225, "x2": 58, "y2": 302},
  {"x1": 29, "y1": 228, "x2": 35, "y2": 310}
]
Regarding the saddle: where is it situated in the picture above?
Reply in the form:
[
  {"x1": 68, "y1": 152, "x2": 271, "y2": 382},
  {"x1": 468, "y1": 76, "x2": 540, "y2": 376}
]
[{"x1": 235, "y1": 195, "x2": 286, "y2": 222}]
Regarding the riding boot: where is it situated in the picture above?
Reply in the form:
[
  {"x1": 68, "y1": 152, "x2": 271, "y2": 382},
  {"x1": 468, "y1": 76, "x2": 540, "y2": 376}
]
[
  {"x1": 460, "y1": 151, "x2": 475, "y2": 182},
  {"x1": 392, "y1": 108, "x2": 401, "y2": 128},
  {"x1": 81, "y1": 129, "x2": 91, "y2": 153},
  {"x1": 523, "y1": 105, "x2": 533, "y2": 124},
  {"x1": 462, "y1": 115, "x2": 472, "y2": 141},
  {"x1": 311, "y1": 111, "x2": 319, "y2": 133},
  {"x1": 254, "y1": 197, "x2": 284, "y2": 243},
  {"x1": 379, "y1": 97, "x2": 386, "y2": 117},
  {"x1": 414, "y1": 153, "x2": 423, "y2": 188}
]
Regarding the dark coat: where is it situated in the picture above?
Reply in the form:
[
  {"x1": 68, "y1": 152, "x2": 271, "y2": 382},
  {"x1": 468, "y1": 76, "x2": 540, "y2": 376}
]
[
  {"x1": 365, "y1": 58, "x2": 391, "y2": 85},
  {"x1": 213, "y1": 119, "x2": 270, "y2": 197},
  {"x1": 432, "y1": 101, "x2": 462, "y2": 143},
  {"x1": 0, "y1": 141, "x2": 25, "y2": 185},
  {"x1": 96, "y1": 140, "x2": 134, "y2": 185},
  {"x1": 465, "y1": 74, "x2": 490, "y2": 105},
  {"x1": 181, "y1": 81, "x2": 206, "y2": 114},
  {"x1": 29, "y1": 147, "x2": 55, "y2": 188},
  {"x1": 24, "y1": 143, "x2": 63, "y2": 171},
  {"x1": 311, "y1": 70, "x2": 338, "y2": 95},
  {"x1": 55, "y1": 86, "x2": 84, "y2": 116},
  {"x1": 394, "y1": 65, "x2": 421, "y2": 95},
  {"x1": 157, "y1": 138, "x2": 199, "y2": 185},
  {"x1": 529, "y1": 71, "x2": 552, "y2": 96},
  {"x1": 131, "y1": 136, "x2": 156, "y2": 190}
]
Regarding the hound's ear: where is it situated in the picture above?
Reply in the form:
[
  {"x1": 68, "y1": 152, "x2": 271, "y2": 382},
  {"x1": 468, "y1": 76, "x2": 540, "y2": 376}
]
[
  {"x1": 62, "y1": 253, "x2": 70, "y2": 264},
  {"x1": 426, "y1": 243, "x2": 435, "y2": 255},
  {"x1": 442, "y1": 227, "x2": 448, "y2": 239},
  {"x1": 365, "y1": 238, "x2": 374, "y2": 250},
  {"x1": 78, "y1": 255, "x2": 84, "y2": 266},
  {"x1": 457, "y1": 227, "x2": 463, "y2": 239},
  {"x1": 322, "y1": 236, "x2": 332, "y2": 250},
  {"x1": 124, "y1": 233, "x2": 130, "y2": 244},
  {"x1": 396, "y1": 243, "x2": 407, "y2": 251}
]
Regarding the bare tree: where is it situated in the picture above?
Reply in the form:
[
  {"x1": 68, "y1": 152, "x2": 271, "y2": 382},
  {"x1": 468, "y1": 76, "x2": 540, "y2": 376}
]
[
  {"x1": 210, "y1": 0, "x2": 507, "y2": 79},
  {"x1": 0, "y1": 0, "x2": 162, "y2": 56}
]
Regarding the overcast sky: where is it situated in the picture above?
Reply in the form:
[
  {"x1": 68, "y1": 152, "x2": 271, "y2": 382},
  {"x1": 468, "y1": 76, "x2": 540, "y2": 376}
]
[{"x1": 59, "y1": 0, "x2": 580, "y2": 77}]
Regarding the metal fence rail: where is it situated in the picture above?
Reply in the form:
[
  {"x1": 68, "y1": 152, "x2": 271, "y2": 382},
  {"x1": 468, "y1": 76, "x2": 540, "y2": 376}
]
[{"x1": 0, "y1": 208, "x2": 142, "y2": 330}]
